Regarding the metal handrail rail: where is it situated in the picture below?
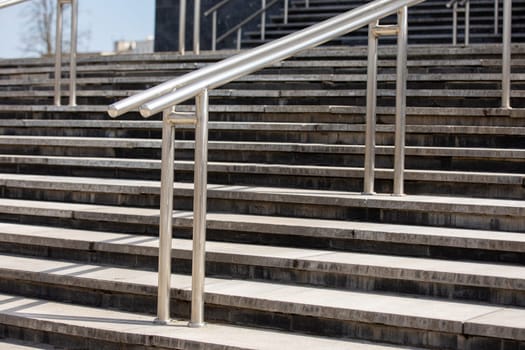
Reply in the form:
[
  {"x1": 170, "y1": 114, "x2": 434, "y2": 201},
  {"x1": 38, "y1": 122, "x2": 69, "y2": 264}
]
[
  {"x1": 109, "y1": 0, "x2": 420, "y2": 118},
  {"x1": 0, "y1": 0, "x2": 77, "y2": 106},
  {"x1": 109, "y1": 0, "x2": 423, "y2": 328},
  {"x1": 204, "y1": 0, "x2": 232, "y2": 16},
  {"x1": 217, "y1": 0, "x2": 281, "y2": 46}
]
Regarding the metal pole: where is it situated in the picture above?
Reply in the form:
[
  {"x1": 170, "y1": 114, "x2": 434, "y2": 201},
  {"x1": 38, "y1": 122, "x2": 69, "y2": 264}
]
[
  {"x1": 212, "y1": 11, "x2": 217, "y2": 51},
  {"x1": 502, "y1": 0, "x2": 512, "y2": 109},
  {"x1": 189, "y1": 89, "x2": 209, "y2": 328},
  {"x1": 69, "y1": 0, "x2": 78, "y2": 106},
  {"x1": 179, "y1": 0, "x2": 186, "y2": 55},
  {"x1": 494, "y1": 0, "x2": 499, "y2": 35},
  {"x1": 261, "y1": 0, "x2": 266, "y2": 41},
  {"x1": 305, "y1": 0, "x2": 309, "y2": 7},
  {"x1": 363, "y1": 21, "x2": 378, "y2": 195},
  {"x1": 393, "y1": 6, "x2": 407, "y2": 196},
  {"x1": 452, "y1": 2, "x2": 457, "y2": 45},
  {"x1": 284, "y1": 0, "x2": 288, "y2": 24},
  {"x1": 54, "y1": 0, "x2": 63, "y2": 106},
  {"x1": 464, "y1": 0, "x2": 470, "y2": 46},
  {"x1": 155, "y1": 108, "x2": 176, "y2": 325},
  {"x1": 237, "y1": 28, "x2": 242, "y2": 50},
  {"x1": 194, "y1": 0, "x2": 201, "y2": 54}
]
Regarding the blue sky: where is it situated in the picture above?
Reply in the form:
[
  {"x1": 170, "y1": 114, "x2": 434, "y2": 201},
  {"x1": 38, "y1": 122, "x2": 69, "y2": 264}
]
[{"x1": 0, "y1": 0, "x2": 155, "y2": 58}]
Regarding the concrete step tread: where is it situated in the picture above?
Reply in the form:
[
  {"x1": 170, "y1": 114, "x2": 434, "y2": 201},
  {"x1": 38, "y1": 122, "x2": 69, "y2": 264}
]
[
  {"x1": 0, "y1": 257, "x2": 523, "y2": 339},
  {"x1": 2, "y1": 120, "x2": 525, "y2": 135},
  {"x1": 0, "y1": 194, "x2": 524, "y2": 247},
  {"x1": 2, "y1": 135, "x2": 524, "y2": 159},
  {"x1": 0, "y1": 223, "x2": 523, "y2": 290},
  {"x1": 0, "y1": 340, "x2": 57, "y2": 349},
  {"x1": 0, "y1": 293, "x2": 409, "y2": 350}
]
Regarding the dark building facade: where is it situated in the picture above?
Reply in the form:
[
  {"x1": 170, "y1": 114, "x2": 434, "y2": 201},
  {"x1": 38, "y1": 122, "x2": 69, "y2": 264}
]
[{"x1": 155, "y1": 0, "x2": 279, "y2": 52}]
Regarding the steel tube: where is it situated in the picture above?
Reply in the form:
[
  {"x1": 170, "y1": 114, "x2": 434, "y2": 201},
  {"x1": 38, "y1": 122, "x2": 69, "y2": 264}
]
[
  {"x1": 194, "y1": 0, "x2": 201, "y2": 54},
  {"x1": 155, "y1": 108, "x2": 176, "y2": 324},
  {"x1": 452, "y1": 2, "x2": 457, "y2": 45},
  {"x1": 54, "y1": 0, "x2": 63, "y2": 106},
  {"x1": 261, "y1": 0, "x2": 266, "y2": 40},
  {"x1": 502, "y1": 0, "x2": 512, "y2": 109},
  {"x1": 212, "y1": 11, "x2": 217, "y2": 51},
  {"x1": 305, "y1": 0, "x2": 309, "y2": 8},
  {"x1": 189, "y1": 89, "x2": 209, "y2": 328},
  {"x1": 179, "y1": 0, "x2": 186, "y2": 55},
  {"x1": 393, "y1": 6, "x2": 407, "y2": 196},
  {"x1": 363, "y1": 22, "x2": 378, "y2": 195},
  {"x1": 494, "y1": 0, "x2": 499, "y2": 34},
  {"x1": 237, "y1": 28, "x2": 242, "y2": 50},
  {"x1": 284, "y1": 0, "x2": 288, "y2": 23},
  {"x1": 134, "y1": 0, "x2": 424, "y2": 117},
  {"x1": 69, "y1": 0, "x2": 78, "y2": 106},
  {"x1": 464, "y1": 0, "x2": 470, "y2": 46},
  {"x1": 0, "y1": 0, "x2": 30, "y2": 8}
]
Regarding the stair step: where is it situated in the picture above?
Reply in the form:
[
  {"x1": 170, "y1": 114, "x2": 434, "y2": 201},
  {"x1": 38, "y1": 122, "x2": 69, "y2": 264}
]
[
  {"x1": 0, "y1": 222, "x2": 523, "y2": 304},
  {"x1": 0, "y1": 256, "x2": 523, "y2": 349},
  {"x1": 0, "y1": 293, "x2": 401, "y2": 350},
  {"x1": 0, "y1": 195, "x2": 524, "y2": 258}
]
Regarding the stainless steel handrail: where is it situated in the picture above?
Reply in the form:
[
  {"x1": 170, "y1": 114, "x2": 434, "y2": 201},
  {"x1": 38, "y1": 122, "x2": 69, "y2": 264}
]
[
  {"x1": 447, "y1": 0, "x2": 470, "y2": 46},
  {"x1": 1, "y1": 0, "x2": 78, "y2": 106},
  {"x1": 177, "y1": 0, "x2": 201, "y2": 55},
  {"x1": 109, "y1": 0, "x2": 423, "y2": 328}
]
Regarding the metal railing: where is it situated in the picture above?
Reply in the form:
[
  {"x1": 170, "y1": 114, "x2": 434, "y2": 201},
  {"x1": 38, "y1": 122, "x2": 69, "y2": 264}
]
[
  {"x1": 0, "y1": 0, "x2": 78, "y2": 106},
  {"x1": 109, "y1": 0, "x2": 424, "y2": 327},
  {"x1": 204, "y1": 0, "x2": 287, "y2": 51},
  {"x1": 177, "y1": 0, "x2": 201, "y2": 55},
  {"x1": 447, "y1": 0, "x2": 513, "y2": 108}
]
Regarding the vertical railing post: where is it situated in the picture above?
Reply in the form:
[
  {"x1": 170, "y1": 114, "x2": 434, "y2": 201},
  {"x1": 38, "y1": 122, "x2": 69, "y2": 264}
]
[
  {"x1": 494, "y1": 0, "x2": 499, "y2": 35},
  {"x1": 237, "y1": 28, "x2": 242, "y2": 50},
  {"x1": 194, "y1": 0, "x2": 201, "y2": 54},
  {"x1": 261, "y1": 0, "x2": 266, "y2": 41},
  {"x1": 54, "y1": 0, "x2": 63, "y2": 106},
  {"x1": 502, "y1": 0, "x2": 512, "y2": 109},
  {"x1": 211, "y1": 10, "x2": 217, "y2": 51},
  {"x1": 393, "y1": 6, "x2": 408, "y2": 196},
  {"x1": 69, "y1": 0, "x2": 78, "y2": 106},
  {"x1": 179, "y1": 0, "x2": 186, "y2": 55},
  {"x1": 305, "y1": 0, "x2": 309, "y2": 8},
  {"x1": 452, "y1": 2, "x2": 457, "y2": 45},
  {"x1": 363, "y1": 21, "x2": 378, "y2": 195},
  {"x1": 155, "y1": 107, "x2": 176, "y2": 325},
  {"x1": 464, "y1": 0, "x2": 470, "y2": 46},
  {"x1": 189, "y1": 89, "x2": 209, "y2": 328},
  {"x1": 284, "y1": 0, "x2": 289, "y2": 24}
]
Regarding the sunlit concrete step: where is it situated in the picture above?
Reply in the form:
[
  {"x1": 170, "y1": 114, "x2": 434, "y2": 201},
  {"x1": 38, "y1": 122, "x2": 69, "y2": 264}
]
[
  {"x1": 1, "y1": 155, "x2": 523, "y2": 199},
  {"x1": 0, "y1": 222, "x2": 523, "y2": 305},
  {"x1": 0, "y1": 293, "x2": 407, "y2": 350},
  {"x1": 0, "y1": 340, "x2": 56, "y2": 349},
  {"x1": 0, "y1": 257, "x2": 523, "y2": 349},
  {"x1": 0, "y1": 194, "x2": 525, "y2": 254},
  {"x1": 1, "y1": 175, "x2": 524, "y2": 228}
]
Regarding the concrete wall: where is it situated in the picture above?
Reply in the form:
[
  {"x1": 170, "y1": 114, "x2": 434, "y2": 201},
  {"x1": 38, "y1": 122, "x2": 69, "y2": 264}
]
[{"x1": 155, "y1": 0, "x2": 280, "y2": 52}]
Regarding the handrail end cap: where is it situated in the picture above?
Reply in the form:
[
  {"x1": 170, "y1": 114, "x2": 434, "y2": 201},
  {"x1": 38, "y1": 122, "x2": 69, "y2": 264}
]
[{"x1": 108, "y1": 105, "x2": 120, "y2": 118}]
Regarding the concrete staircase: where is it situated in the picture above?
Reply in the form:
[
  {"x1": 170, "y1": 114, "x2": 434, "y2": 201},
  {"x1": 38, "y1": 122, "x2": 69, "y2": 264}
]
[
  {"x1": 0, "y1": 42, "x2": 524, "y2": 349},
  {"x1": 243, "y1": 0, "x2": 525, "y2": 47}
]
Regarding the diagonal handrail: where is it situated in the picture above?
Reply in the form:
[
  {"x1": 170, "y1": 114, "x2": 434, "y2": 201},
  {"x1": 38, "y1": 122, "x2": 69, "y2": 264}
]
[
  {"x1": 0, "y1": 0, "x2": 31, "y2": 8},
  {"x1": 109, "y1": 0, "x2": 422, "y2": 118},
  {"x1": 108, "y1": 0, "x2": 423, "y2": 329}
]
